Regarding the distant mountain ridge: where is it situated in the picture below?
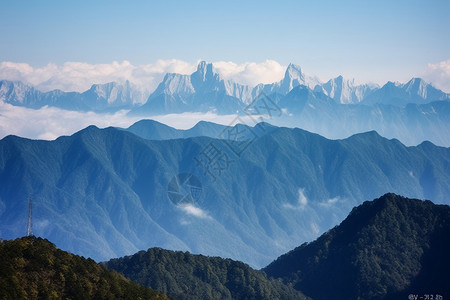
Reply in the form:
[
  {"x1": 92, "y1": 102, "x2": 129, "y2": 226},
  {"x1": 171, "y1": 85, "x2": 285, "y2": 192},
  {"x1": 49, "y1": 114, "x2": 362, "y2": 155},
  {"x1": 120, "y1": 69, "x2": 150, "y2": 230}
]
[
  {"x1": 276, "y1": 89, "x2": 450, "y2": 146},
  {"x1": 263, "y1": 193, "x2": 450, "y2": 299},
  {"x1": 1, "y1": 120, "x2": 449, "y2": 268},
  {"x1": 131, "y1": 62, "x2": 251, "y2": 114},
  {"x1": 2, "y1": 62, "x2": 448, "y2": 113},
  {"x1": 3, "y1": 62, "x2": 449, "y2": 145},
  {"x1": 134, "y1": 62, "x2": 448, "y2": 114},
  {"x1": 0, "y1": 79, "x2": 146, "y2": 112},
  {"x1": 123, "y1": 119, "x2": 277, "y2": 141}
]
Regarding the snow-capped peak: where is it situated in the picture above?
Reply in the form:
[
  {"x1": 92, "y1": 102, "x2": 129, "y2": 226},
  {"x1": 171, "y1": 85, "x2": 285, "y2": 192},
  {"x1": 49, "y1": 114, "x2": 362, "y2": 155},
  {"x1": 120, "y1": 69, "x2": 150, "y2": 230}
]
[
  {"x1": 283, "y1": 63, "x2": 321, "y2": 90},
  {"x1": 87, "y1": 80, "x2": 149, "y2": 105},
  {"x1": 192, "y1": 61, "x2": 219, "y2": 84},
  {"x1": 0, "y1": 80, "x2": 38, "y2": 104},
  {"x1": 318, "y1": 75, "x2": 374, "y2": 104},
  {"x1": 196, "y1": 61, "x2": 208, "y2": 80},
  {"x1": 283, "y1": 63, "x2": 306, "y2": 90},
  {"x1": 285, "y1": 63, "x2": 305, "y2": 80},
  {"x1": 402, "y1": 78, "x2": 429, "y2": 99}
]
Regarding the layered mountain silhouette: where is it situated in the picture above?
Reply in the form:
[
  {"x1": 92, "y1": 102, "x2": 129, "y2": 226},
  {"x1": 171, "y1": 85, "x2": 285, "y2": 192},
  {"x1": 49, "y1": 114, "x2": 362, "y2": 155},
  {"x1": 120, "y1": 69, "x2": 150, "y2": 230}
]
[
  {"x1": 2, "y1": 61, "x2": 449, "y2": 146},
  {"x1": 3, "y1": 62, "x2": 448, "y2": 113},
  {"x1": 131, "y1": 62, "x2": 448, "y2": 115},
  {"x1": 276, "y1": 87, "x2": 450, "y2": 146},
  {"x1": 1, "y1": 120, "x2": 449, "y2": 268},
  {"x1": 263, "y1": 193, "x2": 450, "y2": 299}
]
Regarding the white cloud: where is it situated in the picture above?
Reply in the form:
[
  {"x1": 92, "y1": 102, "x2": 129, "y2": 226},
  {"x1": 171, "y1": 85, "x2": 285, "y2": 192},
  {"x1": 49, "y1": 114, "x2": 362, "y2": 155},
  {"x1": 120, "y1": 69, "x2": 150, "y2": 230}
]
[
  {"x1": 0, "y1": 103, "x2": 252, "y2": 140},
  {"x1": 212, "y1": 60, "x2": 286, "y2": 87},
  {"x1": 178, "y1": 203, "x2": 211, "y2": 219},
  {"x1": 423, "y1": 59, "x2": 450, "y2": 93},
  {"x1": 318, "y1": 197, "x2": 340, "y2": 208},
  {"x1": 298, "y1": 188, "x2": 308, "y2": 208},
  {"x1": 0, "y1": 102, "x2": 142, "y2": 140},
  {"x1": 0, "y1": 60, "x2": 197, "y2": 95},
  {"x1": 283, "y1": 188, "x2": 308, "y2": 210}
]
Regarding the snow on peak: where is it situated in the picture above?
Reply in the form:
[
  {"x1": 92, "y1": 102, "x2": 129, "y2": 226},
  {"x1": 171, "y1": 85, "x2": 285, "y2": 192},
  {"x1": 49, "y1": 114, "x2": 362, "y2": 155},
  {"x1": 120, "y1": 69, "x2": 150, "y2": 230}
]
[
  {"x1": 153, "y1": 73, "x2": 194, "y2": 96},
  {"x1": 403, "y1": 78, "x2": 429, "y2": 99},
  {"x1": 286, "y1": 64, "x2": 320, "y2": 90},
  {"x1": 0, "y1": 80, "x2": 36, "y2": 104},
  {"x1": 319, "y1": 75, "x2": 372, "y2": 104},
  {"x1": 194, "y1": 61, "x2": 216, "y2": 82},
  {"x1": 285, "y1": 64, "x2": 304, "y2": 80}
]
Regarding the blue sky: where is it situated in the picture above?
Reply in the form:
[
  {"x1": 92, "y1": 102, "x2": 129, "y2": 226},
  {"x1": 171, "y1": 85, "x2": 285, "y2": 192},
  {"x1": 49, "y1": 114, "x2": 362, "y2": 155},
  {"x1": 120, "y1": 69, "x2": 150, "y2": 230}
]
[{"x1": 1, "y1": 0, "x2": 449, "y2": 87}]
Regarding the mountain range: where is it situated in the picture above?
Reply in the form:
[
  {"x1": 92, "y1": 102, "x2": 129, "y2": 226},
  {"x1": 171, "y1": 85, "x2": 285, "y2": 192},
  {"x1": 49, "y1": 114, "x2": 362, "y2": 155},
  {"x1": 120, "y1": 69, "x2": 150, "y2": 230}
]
[
  {"x1": 2, "y1": 62, "x2": 448, "y2": 111},
  {"x1": 1, "y1": 120, "x2": 449, "y2": 268},
  {"x1": 2, "y1": 61, "x2": 449, "y2": 146},
  {"x1": 128, "y1": 62, "x2": 449, "y2": 114},
  {"x1": 0, "y1": 79, "x2": 146, "y2": 112}
]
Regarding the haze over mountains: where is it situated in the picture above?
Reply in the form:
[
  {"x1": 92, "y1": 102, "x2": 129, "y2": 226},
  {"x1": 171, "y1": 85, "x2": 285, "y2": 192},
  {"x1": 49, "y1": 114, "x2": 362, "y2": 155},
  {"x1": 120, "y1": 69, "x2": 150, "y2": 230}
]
[
  {"x1": 1, "y1": 120, "x2": 449, "y2": 268},
  {"x1": 0, "y1": 79, "x2": 146, "y2": 112},
  {"x1": 1, "y1": 61, "x2": 449, "y2": 146}
]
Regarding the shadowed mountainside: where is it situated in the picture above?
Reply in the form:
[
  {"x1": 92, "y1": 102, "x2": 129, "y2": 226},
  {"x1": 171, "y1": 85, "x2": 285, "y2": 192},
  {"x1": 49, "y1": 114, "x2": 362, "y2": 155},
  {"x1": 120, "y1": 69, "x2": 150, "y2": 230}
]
[{"x1": 263, "y1": 193, "x2": 450, "y2": 299}]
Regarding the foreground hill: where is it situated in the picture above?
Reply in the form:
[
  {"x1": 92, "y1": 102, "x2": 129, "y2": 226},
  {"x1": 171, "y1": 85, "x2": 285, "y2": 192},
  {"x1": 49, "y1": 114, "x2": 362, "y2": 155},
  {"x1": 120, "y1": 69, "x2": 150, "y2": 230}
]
[
  {"x1": 1, "y1": 122, "x2": 449, "y2": 267},
  {"x1": 0, "y1": 236, "x2": 169, "y2": 299},
  {"x1": 105, "y1": 248, "x2": 307, "y2": 300},
  {"x1": 263, "y1": 193, "x2": 450, "y2": 299}
]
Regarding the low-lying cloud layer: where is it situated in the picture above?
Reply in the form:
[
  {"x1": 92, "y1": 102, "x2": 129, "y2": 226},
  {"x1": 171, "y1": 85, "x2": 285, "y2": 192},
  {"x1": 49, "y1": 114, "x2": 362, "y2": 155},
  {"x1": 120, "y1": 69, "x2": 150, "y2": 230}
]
[{"x1": 0, "y1": 102, "x2": 241, "y2": 140}]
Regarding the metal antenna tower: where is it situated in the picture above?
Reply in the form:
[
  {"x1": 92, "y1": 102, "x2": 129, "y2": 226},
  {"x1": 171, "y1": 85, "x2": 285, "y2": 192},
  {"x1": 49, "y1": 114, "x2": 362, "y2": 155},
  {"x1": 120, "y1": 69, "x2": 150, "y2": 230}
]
[{"x1": 27, "y1": 195, "x2": 32, "y2": 236}]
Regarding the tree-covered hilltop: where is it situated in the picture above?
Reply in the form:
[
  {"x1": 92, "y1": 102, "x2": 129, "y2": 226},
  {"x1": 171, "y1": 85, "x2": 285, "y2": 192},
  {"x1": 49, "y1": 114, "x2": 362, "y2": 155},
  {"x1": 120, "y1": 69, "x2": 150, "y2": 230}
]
[
  {"x1": 0, "y1": 236, "x2": 170, "y2": 300},
  {"x1": 105, "y1": 248, "x2": 308, "y2": 300},
  {"x1": 263, "y1": 193, "x2": 450, "y2": 299}
]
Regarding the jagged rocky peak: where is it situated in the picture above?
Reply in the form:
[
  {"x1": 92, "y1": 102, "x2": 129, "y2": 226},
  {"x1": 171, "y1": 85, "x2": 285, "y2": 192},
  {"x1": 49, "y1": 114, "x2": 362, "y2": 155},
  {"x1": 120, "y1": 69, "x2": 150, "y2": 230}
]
[
  {"x1": 285, "y1": 63, "x2": 305, "y2": 80},
  {"x1": 279, "y1": 63, "x2": 321, "y2": 92},
  {"x1": 0, "y1": 80, "x2": 42, "y2": 105},
  {"x1": 403, "y1": 77, "x2": 429, "y2": 98},
  {"x1": 283, "y1": 63, "x2": 306, "y2": 88},
  {"x1": 193, "y1": 61, "x2": 217, "y2": 82}
]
